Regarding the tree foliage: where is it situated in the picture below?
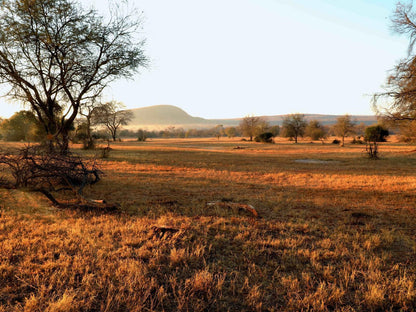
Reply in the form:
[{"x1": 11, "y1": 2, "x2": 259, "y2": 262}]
[
  {"x1": 332, "y1": 115, "x2": 356, "y2": 147},
  {"x1": 305, "y1": 120, "x2": 327, "y2": 141},
  {"x1": 281, "y1": 114, "x2": 307, "y2": 143},
  {"x1": 364, "y1": 125, "x2": 389, "y2": 159},
  {"x1": 239, "y1": 116, "x2": 269, "y2": 141},
  {"x1": 254, "y1": 132, "x2": 274, "y2": 143},
  {"x1": 0, "y1": 0, "x2": 147, "y2": 153},
  {"x1": 224, "y1": 127, "x2": 238, "y2": 138},
  {"x1": 0, "y1": 110, "x2": 44, "y2": 142}
]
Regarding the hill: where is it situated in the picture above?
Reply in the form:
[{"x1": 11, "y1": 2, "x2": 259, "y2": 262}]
[{"x1": 126, "y1": 105, "x2": 378, "y2": 129}]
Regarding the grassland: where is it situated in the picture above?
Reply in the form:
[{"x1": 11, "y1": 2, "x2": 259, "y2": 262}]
[{"x1": 1, "y1": 137, "x2": 416, "y2": 311}]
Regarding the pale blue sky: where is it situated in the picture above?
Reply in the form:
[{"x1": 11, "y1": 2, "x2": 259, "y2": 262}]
[{"x1": 0, "y1": 0, "x2": 409, "y2": 118}]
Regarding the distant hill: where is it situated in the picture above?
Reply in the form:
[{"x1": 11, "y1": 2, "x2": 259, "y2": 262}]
[
  {"x1": 129, "y1": 105, "x2": 207, "y2": 126},
  {"x1": 262, "y1": 114, "x2": 378, "y2": 126},
  {"x1": 126, "y1": 105, "x2": 378, "y2": 130}
]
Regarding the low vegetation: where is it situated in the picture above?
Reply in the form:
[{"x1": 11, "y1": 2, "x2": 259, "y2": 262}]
[{"x1": 1, "y1": 137, "x2": 416, "y2": 311}]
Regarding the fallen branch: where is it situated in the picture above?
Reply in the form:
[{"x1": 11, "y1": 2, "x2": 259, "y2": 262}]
[{"x1": 0, "y1": 145, "x2": 111, "y2": 210}]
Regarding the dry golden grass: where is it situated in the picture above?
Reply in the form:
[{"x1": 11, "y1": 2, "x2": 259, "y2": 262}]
[{"x1": 1, "y1": 138, "x2": 416, "y2": 311}]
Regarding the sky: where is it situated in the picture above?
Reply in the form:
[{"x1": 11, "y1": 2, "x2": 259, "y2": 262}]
[{"x1": 0, "y1": 0, "x2": 410, "y2": 119}]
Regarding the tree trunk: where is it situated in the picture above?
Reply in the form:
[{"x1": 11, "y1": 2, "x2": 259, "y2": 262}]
[
  {"x1": 59, "y1": 130, "x2": 70, "y2": 155},
  {"x1": 85, "y1": 116, "x2": 95, "y2": 149}
]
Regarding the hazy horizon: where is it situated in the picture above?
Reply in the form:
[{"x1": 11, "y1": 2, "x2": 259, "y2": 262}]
[{"x1": 0, "y1": 0, "x2": 407, "y2": 119}]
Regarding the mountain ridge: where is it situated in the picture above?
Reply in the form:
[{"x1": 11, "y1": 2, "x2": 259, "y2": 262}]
[{"x1": 126, "y1": 105, "x2": 378, "y2": 130}]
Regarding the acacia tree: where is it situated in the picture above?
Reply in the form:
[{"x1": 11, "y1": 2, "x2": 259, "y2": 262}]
[
  {"x1": 281, "y1": 114, "x2": 307, "y2": 143},
  {"x1": 224, "y1": 126, "x2": 238, "y2": 138},
  {"x1": 94, "y1": 101, "x2": 133, "y2": 141},
  {"x1": 305, "y1": 120, "x2": 327, "y2": 142},
  {"x1": 77, "y1": 100, "x2": 103, "y2": 149},
  {"x1": 374, "y1": 2, "x2": 416, "y2": 123},
  {"x1": 332, "y1": 115, "x2": 356, "y2": 147},
  {"x1": 365, "y1": 125, "x2": 389, "y2": 159},
  {"x1": 239, "y1": 116, "x2": 268, "y2": 141},
  {"x1": 0, "y1": 0, "x2": 147, "y2": 153},
  {"x1": 213, "y1": 124, "x2": 224, "y2": 140}
]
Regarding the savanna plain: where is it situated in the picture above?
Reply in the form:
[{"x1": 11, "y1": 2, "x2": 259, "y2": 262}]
[{"x1": 1, "y1": 137, "x2": 416, "y2": 311}]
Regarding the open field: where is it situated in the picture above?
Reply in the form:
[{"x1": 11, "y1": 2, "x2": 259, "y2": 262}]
[{"x1": 1, "y1": 138, "x2": 416, "y2": 311}]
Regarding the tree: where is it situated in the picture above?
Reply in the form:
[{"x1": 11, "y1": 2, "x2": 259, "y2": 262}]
[
  {"x1": 281, "y1": 114, "x2": 307, "y2": 143},
  {"x1": 332, "y1": 115, "x2": 356, "y2": 147},
  {"x1": 0, "y1": 110, "x2": 43, "y2": 142},
  {"x1": 0, "y1": 0, "x2": 147, "y2": 153},
  {"x1": 365, "y1": 125, "x2": 389, "y2": 159},
  {"x1": 239, "y1": 116, "x2": 269, "y2": 141},
  {"x1": 94, "y1": 101, "x2": 133, "y2": 141},
  {"x1": 374, "y1": 2, "x2": 416, "y2": 123},
  {"x1": 397, "y1": 120, "x2": 416, "y2": 142},
  {"x1": 224, "y1": 126, "x2": 238, "y2": 138},
  {"x1": 77, "y1": 101, "x2": 103, "y2": 149},
  {"x1": 269, "y1": 125, "x2": 280, "y2": 137},
  {"x1": 305, "y1": 120, "x2": 327, "y2": 141},
  {"x1": 213, "y1": 124, "x2": 224, "y2": 140},
  {"x1": 137, "y1": 129, "x2": 147, "y2": 142}
]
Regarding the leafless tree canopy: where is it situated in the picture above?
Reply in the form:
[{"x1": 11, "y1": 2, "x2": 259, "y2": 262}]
[
  {"x1": 0, "y1": 0, "x2": 147, "y2": 153},
  {"x1": 374, "y1": 1, "x2": 416, "y2": 121},
  {"x1": 94, "y1": 101, "x2": 133, "y2": 141}
]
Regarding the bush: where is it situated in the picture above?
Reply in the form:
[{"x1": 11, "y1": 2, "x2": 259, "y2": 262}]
[
  {"x1": 364, "y1": 125, "x2": 389, "y2": 159},
  {"x1": 351, "y1": 137, "x2": 364, "y2": 144},
  {"x1": 255, "y1": 132, "x2": 274, "y2": 143}
]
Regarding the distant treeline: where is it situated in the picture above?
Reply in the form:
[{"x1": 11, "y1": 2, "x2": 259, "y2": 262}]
[
  {"x1": 0, "y1": 110, "x2": 412, "y2": 144},
  {"x1": 118, "y1": 126, "x2": 242, "y2": 140}
]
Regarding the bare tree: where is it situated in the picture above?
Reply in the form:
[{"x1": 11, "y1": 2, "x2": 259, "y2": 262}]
[
  {"x1": 332, "y1": 115, "x2": 356, "y2": 147},
  {"x1": 239, "y1": 116, "x2": 268, "y2": 141},
  {"x1": 374, "y1": 2, "x2": 416, "y2": 122},
  {"x1": 77, "y1": 101, "x2": 103, "y2": 149},
  {"x1": 94, "y1": 101, "x2": 133, "y2": 141},
  {"x1": 0, "y1": 0, "x2": 147, "y2": 153},
  {"x1": 281, "y1": 114, "x2": 307, "y2": 143}
]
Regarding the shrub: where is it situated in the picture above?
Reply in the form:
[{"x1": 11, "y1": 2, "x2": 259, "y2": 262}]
[
  {"x1": 351, "y1": 137, "x2": 364, "y2": 144},
  {"x1": 137, "y1": 129, "x2": 147, "y2": 142},
  {"x1": 364, "y1": 125, "x2": 389, "y2": 159},
  {"x1": 255, "y1": 132, "x2": 274, "y2": 143}
]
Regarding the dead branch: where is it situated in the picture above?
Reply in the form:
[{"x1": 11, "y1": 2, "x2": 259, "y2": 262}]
[{"x1": 0, "y1": 145, "x2": 108, "y2": 209}]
